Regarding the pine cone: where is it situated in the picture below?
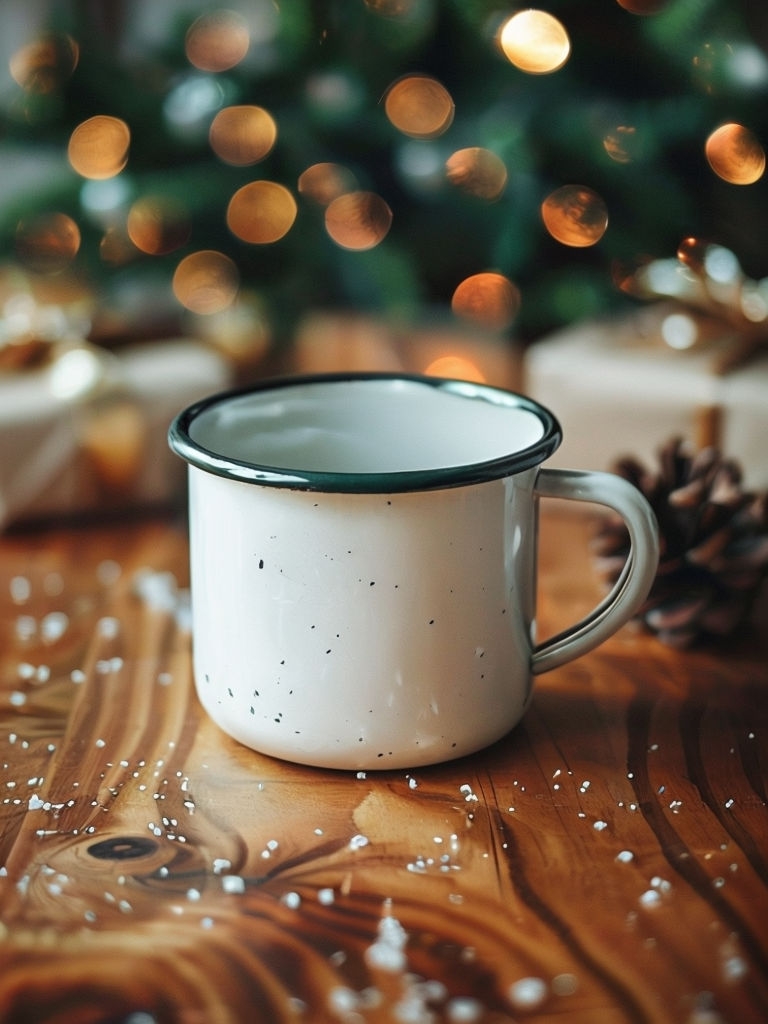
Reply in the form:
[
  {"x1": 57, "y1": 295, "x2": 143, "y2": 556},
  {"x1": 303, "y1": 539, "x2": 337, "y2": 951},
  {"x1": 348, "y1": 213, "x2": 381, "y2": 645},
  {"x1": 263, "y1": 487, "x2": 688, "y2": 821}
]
[{"x1": 593, "y1": 438, "x2": 768, "y2": 648}]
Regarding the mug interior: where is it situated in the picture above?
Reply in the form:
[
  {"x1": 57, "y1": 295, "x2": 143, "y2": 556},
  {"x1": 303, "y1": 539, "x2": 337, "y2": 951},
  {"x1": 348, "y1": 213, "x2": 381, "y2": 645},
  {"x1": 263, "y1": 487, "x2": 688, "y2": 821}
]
[{"x1": 169, "y1": 373, "x2": 561, "y2": 492}]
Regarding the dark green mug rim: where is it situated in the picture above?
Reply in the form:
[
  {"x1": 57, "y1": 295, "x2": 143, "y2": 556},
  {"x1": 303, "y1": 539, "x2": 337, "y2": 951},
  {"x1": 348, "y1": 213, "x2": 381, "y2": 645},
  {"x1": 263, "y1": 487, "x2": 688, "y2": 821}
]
[{"x1": 168, "y1": 371, "x2": 562, "y2": 494}]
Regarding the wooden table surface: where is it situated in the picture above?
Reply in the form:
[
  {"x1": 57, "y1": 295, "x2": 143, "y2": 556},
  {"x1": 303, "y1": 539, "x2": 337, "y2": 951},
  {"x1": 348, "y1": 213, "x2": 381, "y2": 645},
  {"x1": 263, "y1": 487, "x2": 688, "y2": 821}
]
[{"x1": 0, "y1": 508, "x2": 766, "y2": 1024}]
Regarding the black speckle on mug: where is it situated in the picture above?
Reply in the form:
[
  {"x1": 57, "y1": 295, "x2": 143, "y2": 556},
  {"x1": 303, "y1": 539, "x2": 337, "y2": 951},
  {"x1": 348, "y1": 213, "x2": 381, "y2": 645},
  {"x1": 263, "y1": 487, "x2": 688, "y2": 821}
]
[
  {"x1": 250, "y1": 706, "x2": 255, "y2": 715},
  {"x1": 227, "y1": 687, "x2": 234, "y2": 698},
  {"x1": 429, "y1": 619, "x2": 435, "y2": 625},
  {"x1": 369, "y1": 581, "x2": 375, "y2": 587},
  {"x1": 326, "y1": 649, "x2": 332, "y2": 654},
  {"x1": 205, "y1": 673, "x2": 210, "y2": 683},
  {"x1": 258, "y1": 558, "x2": 264, "y2": 569}
]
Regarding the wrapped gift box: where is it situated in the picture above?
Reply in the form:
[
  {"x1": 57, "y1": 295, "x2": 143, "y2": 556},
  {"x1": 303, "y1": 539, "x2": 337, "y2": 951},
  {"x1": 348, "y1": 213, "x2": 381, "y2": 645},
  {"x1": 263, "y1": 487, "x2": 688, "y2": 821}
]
[
  {"x1": 0, "y1": 338, "x2": 232, "y2": 529},
  {"x1": 524, "y1": 306, "x2": 768, "y2": 490}
]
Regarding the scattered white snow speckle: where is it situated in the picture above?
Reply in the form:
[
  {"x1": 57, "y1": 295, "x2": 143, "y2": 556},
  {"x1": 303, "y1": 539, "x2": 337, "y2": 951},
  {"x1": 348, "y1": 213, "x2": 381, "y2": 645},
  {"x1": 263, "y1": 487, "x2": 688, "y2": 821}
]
[
  {"x1": 447, "y1": 996, "x2": 483, "y2": 1022},
  {"x1": 509, "y1": 977, "x2": 548, "y2": 1010},
  {"x1": 723, "y1": 955, "x2": 747, "y2": 981},
  {"x1": 41, "y1": 612, "x2": 69, "y2": 644},
  {"x1": 97, "y1": 616, "x2": 120, "y2": 639},
  {"x1": 639, "y1": 889, "x2": 661, "y2": 908},
  {"x1": 365, "y1": 914, "x2": 408, "y2": 973},
  {"x1": 328, "y1": 987, "x2": 359, "y2": 1015}
]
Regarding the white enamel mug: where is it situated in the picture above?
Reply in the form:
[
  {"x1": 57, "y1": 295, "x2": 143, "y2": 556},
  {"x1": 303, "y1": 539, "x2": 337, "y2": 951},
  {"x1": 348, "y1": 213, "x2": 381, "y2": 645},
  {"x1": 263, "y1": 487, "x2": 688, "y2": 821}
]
[{"x1": 169, "y1": 373, "x2": 658, "y2": 770}]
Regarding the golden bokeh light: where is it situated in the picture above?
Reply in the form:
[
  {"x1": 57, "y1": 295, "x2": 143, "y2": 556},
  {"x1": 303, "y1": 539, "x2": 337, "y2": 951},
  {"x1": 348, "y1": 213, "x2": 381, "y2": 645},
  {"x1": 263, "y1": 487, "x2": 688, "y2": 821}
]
[
  {"x1": 324, "y1": 191, "x2": 393, "y2": 250},
  {"x1": 603, "y1": 125, "x2": 639, "y2": 164},
  {"x1": 81, "y1": 398, "x2": 147, "y2": 493},
  {"x1": 451, "y1": 273, "x2": 520, "y2": 331},
  {"x1": 423, "y1": 355, "x2": 487, "y2": 383},
  {"x1": 185, "y1": 10, "x2": 250, "y2": 72},
  {"x1": 676, "y1": 236, "x2": 709, "y2": 273},
  {"x1": 172, "y1": 250, "x2": 239, "y2": 314},
  {"x1": 445, "y1": 148, "x2": 507, "y2": 200},
  {"x1": 227, "y1": 181, "x2": 298, "y2": 244},
  {"x1": 499, "y1": 10, "x2": 571, "y2": 75},
  {"x1": 15, "y1": 213, "x2": 81, "y2": 273},
  {"x1": 126, "y1": 196, "x2": 191, "y2": 256},
  {"x1": 68, "y1": 116, "x2": 131, "y2": 180},
  {"x1": 209, "y1": 105, "x2": 277, "y2": 166},
  {"x1": 9, "y1": 33, "x2": 79, "y2": 93},
  {"x1": 541, "y1": 185, "x2": 609, "y2": 247},
  {"x1": 705, "y1": 123, "x2": 765, "y2": 185},
  {"x1": 615, "y1": 0, "x2": 670, "y2": 13},
  {"x1": 384, "y1": 75, "x2": 455, "y2": 139},
  {"x1": 298, "y1": 163, "x2": 358, "y2": 206}
]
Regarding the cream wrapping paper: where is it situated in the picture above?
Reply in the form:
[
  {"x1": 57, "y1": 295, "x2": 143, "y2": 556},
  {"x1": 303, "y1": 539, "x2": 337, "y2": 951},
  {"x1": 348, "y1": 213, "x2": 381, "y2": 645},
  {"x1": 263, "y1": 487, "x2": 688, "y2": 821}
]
[
  {"x1": 524, "y1": 308, "x2": 767, "y2": 490},
  {"x1": 0, "y1": 338, "x2": 232, "y2": 528}
]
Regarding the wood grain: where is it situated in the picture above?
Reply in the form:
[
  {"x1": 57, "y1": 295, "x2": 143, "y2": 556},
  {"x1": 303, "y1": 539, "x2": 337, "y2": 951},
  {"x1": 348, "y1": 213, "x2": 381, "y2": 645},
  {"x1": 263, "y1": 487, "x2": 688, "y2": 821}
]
[{"x1": 0, "y1": 510, "x2": 766, "y2": 1023}]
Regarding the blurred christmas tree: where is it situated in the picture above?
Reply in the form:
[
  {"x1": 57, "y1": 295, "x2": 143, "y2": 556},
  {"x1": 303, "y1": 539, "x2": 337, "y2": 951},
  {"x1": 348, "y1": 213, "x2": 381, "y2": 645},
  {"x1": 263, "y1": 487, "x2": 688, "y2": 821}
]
[{"x1": 0, "y1": 0, "x2": 766, "y2": 353}]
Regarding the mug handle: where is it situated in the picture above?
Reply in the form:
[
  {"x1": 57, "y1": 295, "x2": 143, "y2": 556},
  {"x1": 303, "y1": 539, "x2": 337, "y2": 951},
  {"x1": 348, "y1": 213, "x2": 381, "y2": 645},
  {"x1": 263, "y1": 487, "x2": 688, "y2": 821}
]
[{"x1": 532, "y1": 468, "x2": 659, "y2": 675}]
